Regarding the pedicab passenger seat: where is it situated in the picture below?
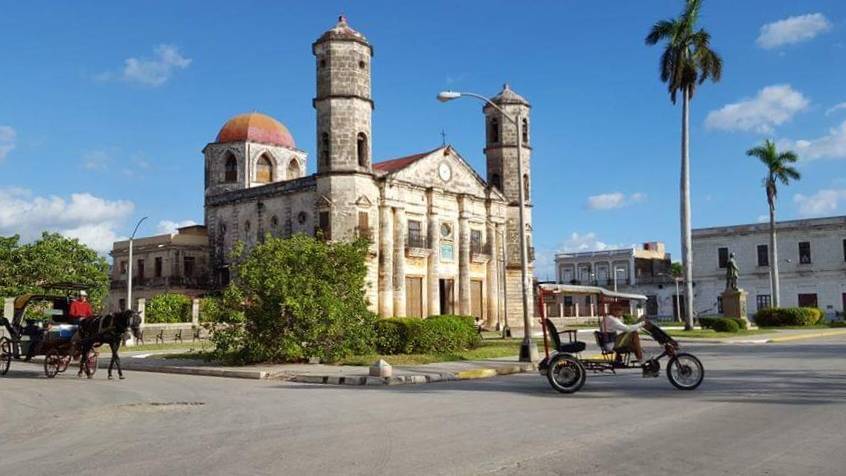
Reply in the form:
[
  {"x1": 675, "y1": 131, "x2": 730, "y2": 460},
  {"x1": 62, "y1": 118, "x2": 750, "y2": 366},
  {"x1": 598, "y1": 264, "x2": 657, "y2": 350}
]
[
  {"x1": 544, "y1": 319, "x2": 586, "y2": 354},
  {"x1": 594, "y1": 331, "x2": 618, "y2": 355}
]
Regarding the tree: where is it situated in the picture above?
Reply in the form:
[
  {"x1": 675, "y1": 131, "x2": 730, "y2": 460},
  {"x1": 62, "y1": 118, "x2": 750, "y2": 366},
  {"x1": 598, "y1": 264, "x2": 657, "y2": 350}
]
[
  {"x1": 746, "y1": 139, "x2": 800, "y2": 308},
  {"x1": 671, "y1": 261, "x2": 684, "y2": 278},
  {"x1": 646, "y1": 0, "x2": 723, "y2": 330},
  {"x1": 0, "y1": 232, "x2": 110, "y2": 309},
  {"x1": 212, "y1": 234, "x2": 376, "y2": 363},
  {"x1": 146, "y1": 292, "x2": 192, "y2": 323}
]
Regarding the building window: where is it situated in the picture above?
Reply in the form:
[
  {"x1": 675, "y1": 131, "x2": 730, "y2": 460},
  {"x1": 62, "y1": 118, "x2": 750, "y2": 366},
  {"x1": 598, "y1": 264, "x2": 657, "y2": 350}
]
[
  {"x1": 297, "y1": 211, "x2": 308, "y2": 225},
  {"x1": 490, "y1": 173, "x2": 501, "y2": 190},
  {"x1": 321, "y1": 133, "x2": 330, "y2": 166},
  {"x1": 137, "y1": 259, "x2": 145, "y2": 280},
  {"x1": 184, "y1": 256, "x2": 195, "y2": 278},
  {"x1": 118, "y1": 299, "x2": 126, "y2": 311},
  {"x1": 799, "y1": 241, "x2": 811, "y2": 264},
  {"x1": 798, "y1": 293, "x2": 818, "y2": 308},
  {"x1": 843, "y1": 239, "x2": 846, "y2": 262},
  {"x1": 717, "y1": 296, "x2": 723, "y2": 314},
  {"x1": 521, "y1": 118, "x2": 528, "y2": 143},
  {"x1": 523, "y1": 174, "x2": 530, "y2": 200},
  {"x1": 488, "y1": 118, "x2": 499, "y2": 143},
  {"x1": 270, "y1": 215, "x2": 279, "y2": 228},
  {"x1": 119, "y1": 260, "x2": 127, "y2": 274},
  {"x1": 757, "y1": 244, "x2": 769, "y2": 267},
  {"x1": 256, "y1": 154, "x2": 273, "y2": 183},
  {"x1": 357, "y1": 211, "x2": 370, "y2": 239},
  {"x1": 357, "y1": 132, "x2": 368, "y2": 167},
  {"x1": 470, "y1": 229, "x2": 482, "y2": 254},
  {"x1": 718, "y1": 247, "x2": 729, "y2": 269},
  {"x1": 244, "y1": 220, "x2": 251, "y2": 233},
  {"x1": 407, "y1": 220, "x2": 424, "y2": 248},
  {"x1": 646, "y1": 295, "x2": 658, "y2": 316},
  {"x1": 154, "y1": 257, "x2": 162, "y2": 278},
  {"x1": 224, "y1": 154, "x2": 237, "y2": 183},
  {"x1": 287, "y1": 159, "x2": 301, "y2": 180},
  {"x1": 756, "y1": 295, "x2": 771, "y2": 310},
  {"x1": 318, "y1": 211, "x2": 331, "y2": 240}
]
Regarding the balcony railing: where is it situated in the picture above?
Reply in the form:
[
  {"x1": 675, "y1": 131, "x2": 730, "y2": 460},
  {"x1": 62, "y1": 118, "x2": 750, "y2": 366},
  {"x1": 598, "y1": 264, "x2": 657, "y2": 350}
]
[
  {"x1": 406, "y1": 234, "x2": 429, "y2": 249},
  {"x1": 355, "y1": 226, "x2": 373, "y2": 241}
]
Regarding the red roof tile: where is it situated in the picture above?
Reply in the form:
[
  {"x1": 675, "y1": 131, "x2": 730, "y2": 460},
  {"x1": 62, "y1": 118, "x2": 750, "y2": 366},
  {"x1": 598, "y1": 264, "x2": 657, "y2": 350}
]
[{"x1": 373, "y1": 147, "x2": 441, "y2": 173}]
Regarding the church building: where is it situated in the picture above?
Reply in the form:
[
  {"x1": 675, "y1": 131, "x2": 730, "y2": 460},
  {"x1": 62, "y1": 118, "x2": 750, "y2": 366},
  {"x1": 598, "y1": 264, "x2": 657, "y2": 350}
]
[{"x1": 200, "y1": 17, "x2": 534, "y2": 326}]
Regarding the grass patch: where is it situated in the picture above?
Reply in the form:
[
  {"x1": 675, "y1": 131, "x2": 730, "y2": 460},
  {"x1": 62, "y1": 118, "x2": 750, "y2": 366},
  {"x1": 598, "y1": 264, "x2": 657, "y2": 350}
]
[
  {"x1": 665, "y1": 329, "x2": 772, "y2": 338},
  {"x1": 339, "y1": 338, "x2": 542, "y2": 366}
]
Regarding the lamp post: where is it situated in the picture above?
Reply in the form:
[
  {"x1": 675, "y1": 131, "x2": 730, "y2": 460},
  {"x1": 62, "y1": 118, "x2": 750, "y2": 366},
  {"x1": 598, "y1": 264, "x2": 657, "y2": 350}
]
[
  {"x1": 127, "y1": 216, "x2": 149, "y2": 313},
  {"x1": 438, "y1": 90, "x2": 537, "y2": 362}
]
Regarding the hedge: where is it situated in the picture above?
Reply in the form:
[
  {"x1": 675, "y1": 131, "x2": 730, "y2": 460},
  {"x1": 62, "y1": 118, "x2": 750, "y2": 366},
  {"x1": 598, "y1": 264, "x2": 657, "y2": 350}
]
[
  {"x1": 374, "y1": 315, "x2": 481, "y2": 354},
  {"x1": 699, "y1": 316, "x2": 747, "y2": 332},
  {"x1": 754, "y1": 307, "x2": 823, "y2": 327}
]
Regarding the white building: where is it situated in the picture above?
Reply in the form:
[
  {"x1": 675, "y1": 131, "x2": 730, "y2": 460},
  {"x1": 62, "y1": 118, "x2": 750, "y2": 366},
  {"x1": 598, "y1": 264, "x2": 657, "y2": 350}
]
[
  {"x1": 554, "y1": 242, "x2": 679, "y2": 319},
  {"x1": 692, "y1": 215, "x2": 846, "y2": 318}
]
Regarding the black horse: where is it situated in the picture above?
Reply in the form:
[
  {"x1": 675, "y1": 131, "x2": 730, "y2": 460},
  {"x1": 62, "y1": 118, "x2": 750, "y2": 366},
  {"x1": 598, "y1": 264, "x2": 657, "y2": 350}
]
[{"x1": 77, "y1": 310, "x2": 142, "y2": 379}]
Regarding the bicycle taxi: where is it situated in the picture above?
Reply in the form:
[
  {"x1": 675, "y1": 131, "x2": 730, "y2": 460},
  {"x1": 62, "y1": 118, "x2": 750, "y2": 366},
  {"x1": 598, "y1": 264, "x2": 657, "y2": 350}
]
[
  {"x1": 1, "y1": 283, "x2": 99, "y2": 378},
  {"x1": 536, "y1": 283, "x2": 704, "y2": 394}
]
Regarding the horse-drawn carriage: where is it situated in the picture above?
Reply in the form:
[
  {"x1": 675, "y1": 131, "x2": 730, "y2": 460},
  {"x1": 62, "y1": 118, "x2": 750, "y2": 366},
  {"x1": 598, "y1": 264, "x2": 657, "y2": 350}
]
[{"x1": 1, "y1": 283, "x2": 99, "y2": 378}]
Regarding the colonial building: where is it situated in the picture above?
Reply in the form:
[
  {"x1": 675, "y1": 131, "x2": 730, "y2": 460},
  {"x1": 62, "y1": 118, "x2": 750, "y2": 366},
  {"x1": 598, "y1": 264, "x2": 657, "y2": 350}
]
[
  {"x1": 554, "y1": 242, "x2": 678, "y2": 319},
  {"x1": 109, "y1": 225, "x2": 210, "y2": 311},
  {"x1": 692, "y1": 216, "x2": 846, "y2": 318},
  {"x1": 199, "y1": 17, "x2": 534, "y2": 326}
]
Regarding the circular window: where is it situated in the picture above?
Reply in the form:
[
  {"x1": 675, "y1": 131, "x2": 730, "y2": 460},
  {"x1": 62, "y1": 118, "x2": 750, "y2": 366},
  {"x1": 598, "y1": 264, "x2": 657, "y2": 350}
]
[
  {"x1": 440, "y1": 223, "x2": 452, "y2": 238},
  {"x1": 358, "y1": 60, "x2": 366, "y2": 69},
  {"x1": 270, "y1": 216, "x2": 279, "y2": 228},
  {"x1": 297, "y1": 211, "x2": 308, "y2": 224}
]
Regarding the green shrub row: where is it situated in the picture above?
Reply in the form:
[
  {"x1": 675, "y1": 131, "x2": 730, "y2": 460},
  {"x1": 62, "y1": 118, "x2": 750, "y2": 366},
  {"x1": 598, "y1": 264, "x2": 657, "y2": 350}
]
[
  {"x1": 754, "y1": 307, "x2": 823, "y2": 327},
  {"x1": 699, "y1": 316, "x2": 747, "y2": 333},
  {"x1": 375, "y1": 315, "x2": 481, "y2": 354}
]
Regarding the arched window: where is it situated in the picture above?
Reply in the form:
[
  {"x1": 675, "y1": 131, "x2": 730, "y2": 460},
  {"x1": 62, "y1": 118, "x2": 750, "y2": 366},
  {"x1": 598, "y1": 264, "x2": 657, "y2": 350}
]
[
  {"x1": 489, "y1": 118, "x2": 499, "y2": 143},
  {"x1": 357, "y1": 132, "x2": 368, "y2": 167},
  {"x1": 256, "y1": 154, "x2": 273, "y2": 183},
  {"x1": 321, "y1": 132, "x2": 330, "y2": 166},
  {"x1": 224, "y1": 154, "x2": 237, "y2": 183},
  {"x1": 521, "y1": 118, "x2": 529, "y2": 143},
  {"x1": 523, "y1": 173, "x2": 530, "y2": 200},
  {"x1": 490, "y1": 173, "x2": 501, "y2": 190},
  {"x1": 287, "y1": 159, "x2": 301, "y2": 180}
]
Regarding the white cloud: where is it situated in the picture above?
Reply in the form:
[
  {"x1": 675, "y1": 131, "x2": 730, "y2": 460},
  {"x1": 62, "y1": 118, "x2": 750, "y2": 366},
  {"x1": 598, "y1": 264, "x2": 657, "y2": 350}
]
[
  {"x1": 98, "y1": 44, "x2": 191, "y2": 87},
  {"x1": 0, "y1": 125, "x2": 16, "y2": 162},
  {"x1": 82, "y1": 149, "x2": 112, "y2": 170},
  {"x1": 586, "y1": 192, "x2": 646, "y2": 210},
  {"x1": 757, "y1": 13, "x2": 832, "y2": 49},
  {"x1": 0, "y1": 188, "x2": 134, "y2": 254},
  {"x1": 826, "y1": 102, "x2": 846, "y2": 116},
  {"x1": 757, "y1": 215, "x2": 769, "y2": 223},
  {"x1": 780, "y1": 120, "x2": 846, "y2": 161},
  {"x1": 705, "y1": 85, "x2": 808, "y2": 133},
  {"x1": 156, "y1": 219, "x2": 198, "y2": 235},
  {"x1": 558, "y1": 232, "x2": 618, "y2": 253},
  {"x1": 793, "y1": 189, "x2": 846, "y2": 217}
]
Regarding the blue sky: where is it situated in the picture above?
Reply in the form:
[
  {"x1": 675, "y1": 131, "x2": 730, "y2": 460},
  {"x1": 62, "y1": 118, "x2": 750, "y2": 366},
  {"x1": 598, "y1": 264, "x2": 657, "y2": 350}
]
[{"x1": 1, "y1": 1, "x2": 845, "y2": 277}]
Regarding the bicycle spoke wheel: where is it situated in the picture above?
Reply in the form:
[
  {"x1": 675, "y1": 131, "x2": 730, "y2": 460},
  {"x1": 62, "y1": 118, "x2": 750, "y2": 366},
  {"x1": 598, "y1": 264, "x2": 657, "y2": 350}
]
[{"x1": 667, "y1": 353, "x2": 704, "y2": 390}]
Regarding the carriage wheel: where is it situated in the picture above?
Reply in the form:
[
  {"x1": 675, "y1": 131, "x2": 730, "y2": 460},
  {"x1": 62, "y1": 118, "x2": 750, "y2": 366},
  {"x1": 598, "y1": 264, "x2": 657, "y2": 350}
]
[
  {"x1": 44, "y1": 350, "x2": 63, "y2": 378},
  {"x1": 84, "y1": 351, "x2": 98, "y2": 378},
  {"x1": 0, "y1": 338, "x2": 11, "y2": 376},
  {"x1": 547, "y1": 353, "x2": 586, "y2": 394},
  {"x1": 667, "y1": 353, "x2": 704, "y2": 390}
]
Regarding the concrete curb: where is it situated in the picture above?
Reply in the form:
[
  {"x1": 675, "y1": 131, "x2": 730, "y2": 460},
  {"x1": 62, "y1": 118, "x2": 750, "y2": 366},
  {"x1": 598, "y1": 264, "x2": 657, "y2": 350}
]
[
  {"x1": 120, "y1": 364, "x2": 269, "y2": 380},
  {"x1": 290, "y1": 362, "x2": 535, "y2": 386},
  {"x1": 765, "y1": 330, "x2": 846, "y2": 343}
]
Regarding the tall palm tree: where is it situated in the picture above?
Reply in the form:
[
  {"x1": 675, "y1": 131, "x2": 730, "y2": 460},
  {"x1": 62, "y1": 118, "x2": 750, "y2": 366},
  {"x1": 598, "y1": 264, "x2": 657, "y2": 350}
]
[
  {"x1": 646, "y1": 0, "x2": 722, "y2": 330},
  {"x1": 747, "y1": 139, "x2": 800, "y2": 308}
]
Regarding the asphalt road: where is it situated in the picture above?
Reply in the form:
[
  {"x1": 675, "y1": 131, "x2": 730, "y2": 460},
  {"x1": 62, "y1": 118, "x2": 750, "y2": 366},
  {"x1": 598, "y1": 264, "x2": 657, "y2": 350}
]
[{"x1": 2, "y1": 337, "x2": 845, "y2": 476}]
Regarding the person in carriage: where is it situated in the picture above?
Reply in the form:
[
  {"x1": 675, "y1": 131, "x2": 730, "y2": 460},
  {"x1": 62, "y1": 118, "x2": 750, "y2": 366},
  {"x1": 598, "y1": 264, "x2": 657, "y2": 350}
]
[
  {"x1": 600, "y1": 313, "x2": 660, "y2": 377},
  {"x1": 68, "y1": 290, "x2": 94, "y2": 323}
]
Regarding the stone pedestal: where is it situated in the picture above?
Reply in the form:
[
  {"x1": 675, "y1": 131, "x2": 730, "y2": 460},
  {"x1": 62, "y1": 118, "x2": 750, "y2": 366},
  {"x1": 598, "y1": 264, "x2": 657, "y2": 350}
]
[{"x1": 722, "y1": 288, "x2": 749, "y2": 325}]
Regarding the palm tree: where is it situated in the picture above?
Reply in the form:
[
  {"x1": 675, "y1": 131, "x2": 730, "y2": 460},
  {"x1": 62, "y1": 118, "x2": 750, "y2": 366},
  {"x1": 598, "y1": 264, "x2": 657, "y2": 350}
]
[
  {"x1": 747, "y1": 139, "x2": 800, "y2": 308},
  {"x1": 646, "y1": 0, "x2": 722, "y2": 330}
]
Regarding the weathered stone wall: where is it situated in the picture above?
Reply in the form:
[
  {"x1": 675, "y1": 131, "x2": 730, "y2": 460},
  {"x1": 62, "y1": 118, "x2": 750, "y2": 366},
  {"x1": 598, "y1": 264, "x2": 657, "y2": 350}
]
[{"x1": 204, "y1": 142, "x2": 308, "y2": 198}]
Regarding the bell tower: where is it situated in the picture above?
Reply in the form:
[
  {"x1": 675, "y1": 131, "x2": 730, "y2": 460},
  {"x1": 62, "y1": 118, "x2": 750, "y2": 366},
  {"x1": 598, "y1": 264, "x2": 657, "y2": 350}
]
[{"x1": 313, "y1": 16, "x2": 373, "y2": 174}]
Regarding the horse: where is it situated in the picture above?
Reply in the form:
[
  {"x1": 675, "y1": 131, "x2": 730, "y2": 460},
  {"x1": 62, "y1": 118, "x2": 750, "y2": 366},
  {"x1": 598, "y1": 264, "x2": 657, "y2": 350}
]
[{"x1": 76, "y1": 310, "x2": 142, "y2": 380}]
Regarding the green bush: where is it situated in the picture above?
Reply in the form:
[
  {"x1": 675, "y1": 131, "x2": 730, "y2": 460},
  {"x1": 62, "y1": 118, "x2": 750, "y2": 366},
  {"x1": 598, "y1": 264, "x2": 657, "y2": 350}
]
[
  {"x1": 754, "y1": 307, "x2": 823, "y2": 327},
  {"x1": 146, "y1": 293, "x2": 192, "y2": 323},
  {"x1": 710, "y1": 318, "x2": 740, "y2": 333},
  {"x1": 374, "y1": 315, "x2": 480, "y2": 355}
]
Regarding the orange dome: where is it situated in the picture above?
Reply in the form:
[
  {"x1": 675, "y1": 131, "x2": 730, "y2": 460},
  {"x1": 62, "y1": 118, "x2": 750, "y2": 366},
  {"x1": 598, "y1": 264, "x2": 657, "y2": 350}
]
[{"x1": 215, "y1": 113, "x2": 295, "y2": 148}]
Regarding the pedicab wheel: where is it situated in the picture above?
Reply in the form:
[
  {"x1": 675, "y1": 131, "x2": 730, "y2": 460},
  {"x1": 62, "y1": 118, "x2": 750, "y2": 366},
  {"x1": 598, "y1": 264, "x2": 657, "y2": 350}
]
[
  {"x1": 1, "y1": 338, "x2": 11, "y2": 376},
  {"x1": 666, "y1": 353, "x2": 704, "y2": 390},
  {"x1": 44, "y1": 350, "x2": 63, "y2": 378},
  {"x1": 84, "y1": 351, "x2": 98, "y2": 378},
  {"x1": 547, "y1": 353, "x2": 586, "y2": 394}
]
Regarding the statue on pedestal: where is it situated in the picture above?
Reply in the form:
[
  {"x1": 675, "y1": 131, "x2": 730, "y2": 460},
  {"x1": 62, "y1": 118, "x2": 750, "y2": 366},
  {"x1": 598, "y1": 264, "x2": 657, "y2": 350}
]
[{"x1": 725, "y1": 252, "x2": 739, "y2": 291}]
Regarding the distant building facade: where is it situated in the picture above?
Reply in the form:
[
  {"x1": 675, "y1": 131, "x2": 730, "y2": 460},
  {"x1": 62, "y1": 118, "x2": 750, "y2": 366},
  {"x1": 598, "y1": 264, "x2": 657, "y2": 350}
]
[
  {"x1": 109, "y1": 225, "x2": 210, "y2": 312},
  {"x1": 692, "y1": 216, "x2": 846, "y2": 317},
  {"x1": 555, "y1": 242, "x2": 678, "y2": 318}
]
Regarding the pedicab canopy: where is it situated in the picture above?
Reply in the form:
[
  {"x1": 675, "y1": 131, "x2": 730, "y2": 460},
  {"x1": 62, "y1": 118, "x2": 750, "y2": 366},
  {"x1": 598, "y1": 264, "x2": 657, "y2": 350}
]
[{"x1": 537, "y1": 283, "x2": 648, "y2": 319}]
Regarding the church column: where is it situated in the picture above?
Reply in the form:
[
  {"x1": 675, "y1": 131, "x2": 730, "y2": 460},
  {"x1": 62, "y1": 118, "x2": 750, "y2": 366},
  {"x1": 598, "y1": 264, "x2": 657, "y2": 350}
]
[
  {"x1": 378, "y1": 204, "x2": 394, "y2": 317},
  {"x1": 427, "y1": 203, "x2": 440, "y2": 316},
  {"x1": 458, "y1": 197, "x2": 471, "y2": 316},
  {"x1": 393, "y1": 207, "x2": 407, "y2": 317},
  {"x1": 485, "y1": 220, "x2": 499, "y2": 328}
]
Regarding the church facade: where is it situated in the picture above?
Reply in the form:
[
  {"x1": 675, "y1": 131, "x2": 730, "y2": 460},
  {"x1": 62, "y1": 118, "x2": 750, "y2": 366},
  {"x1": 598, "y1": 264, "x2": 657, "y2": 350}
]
[{"x1": 203, "y1": 17, "x2": 534, "y2": 326}]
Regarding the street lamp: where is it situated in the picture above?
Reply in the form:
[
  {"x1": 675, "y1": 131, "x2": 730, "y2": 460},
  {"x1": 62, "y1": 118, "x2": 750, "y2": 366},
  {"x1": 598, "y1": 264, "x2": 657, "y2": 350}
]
[
  {"x1": 437, "y1": 89, "x2": 537, "y2": 362},
  {"x1": 127, "y1": 216, "x2": 149, "y2": 313}
]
